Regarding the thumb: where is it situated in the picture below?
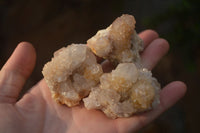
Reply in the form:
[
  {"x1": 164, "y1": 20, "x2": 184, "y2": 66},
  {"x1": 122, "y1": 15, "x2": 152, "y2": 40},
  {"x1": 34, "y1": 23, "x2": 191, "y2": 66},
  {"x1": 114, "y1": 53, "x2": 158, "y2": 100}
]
[{"x1": 0, "y1": 42, "x2": 36, "y2": 103}]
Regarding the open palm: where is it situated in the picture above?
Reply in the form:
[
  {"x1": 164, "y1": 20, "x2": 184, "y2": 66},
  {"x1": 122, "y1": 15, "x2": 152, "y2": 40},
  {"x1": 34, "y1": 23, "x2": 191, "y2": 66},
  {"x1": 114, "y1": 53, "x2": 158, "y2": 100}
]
[{"x1": 0, "y1": 30, "x2": 186, "y2": 133}]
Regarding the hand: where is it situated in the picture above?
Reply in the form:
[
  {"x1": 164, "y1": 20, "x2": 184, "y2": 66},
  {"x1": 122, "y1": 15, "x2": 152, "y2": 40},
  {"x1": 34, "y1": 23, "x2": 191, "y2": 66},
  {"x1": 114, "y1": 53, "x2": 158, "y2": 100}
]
[{"x1": 0, "y1": 30, "x2": 187, "y2": 133}]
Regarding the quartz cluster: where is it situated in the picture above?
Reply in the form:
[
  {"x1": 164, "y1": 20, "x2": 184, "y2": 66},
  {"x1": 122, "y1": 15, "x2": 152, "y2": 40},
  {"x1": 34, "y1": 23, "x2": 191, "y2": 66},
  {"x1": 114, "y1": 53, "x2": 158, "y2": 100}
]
[
  {"x1": 42, "y1": 44, "x2": 103, "y2": 107},
  {"x1": 87, "y1": 14, "x2": 143, "y2": 64},
  {"x1": 83, "y1": 63, "x2": 160, "y2": 118},
  {"x1": 42, "y1": 14, "x2": 160, "y2": 119}
]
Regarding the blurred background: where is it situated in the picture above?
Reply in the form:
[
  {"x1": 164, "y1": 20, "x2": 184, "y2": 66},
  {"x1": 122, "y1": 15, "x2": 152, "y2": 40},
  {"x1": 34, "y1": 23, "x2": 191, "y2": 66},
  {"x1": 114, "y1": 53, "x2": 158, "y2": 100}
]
[{"x1": 0, "y1": 0, "x2": 199, "y2": 132}]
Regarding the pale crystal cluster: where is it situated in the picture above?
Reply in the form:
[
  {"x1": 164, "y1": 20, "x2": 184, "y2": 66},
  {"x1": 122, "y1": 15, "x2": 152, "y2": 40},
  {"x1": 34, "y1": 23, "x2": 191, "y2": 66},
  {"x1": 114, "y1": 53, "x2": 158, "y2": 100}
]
[
  {"x1": 42, "y1": 44, "x2": 103, "y2": 107},
  {"x1": 42, "y1": 14, "x2": 160, "y2": 119},
  {"x1": 87, "y1": 14, "x2": 143, "y2": 64},
  {"x1": 83, "y1": 63, "x2": 160, "y2": 118}
]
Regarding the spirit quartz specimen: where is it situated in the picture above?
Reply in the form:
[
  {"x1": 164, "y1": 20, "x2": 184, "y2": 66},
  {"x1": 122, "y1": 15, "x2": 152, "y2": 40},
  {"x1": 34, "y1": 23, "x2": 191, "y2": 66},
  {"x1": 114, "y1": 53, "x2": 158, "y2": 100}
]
[
  {"x1": 42, "y1": 44, "x2": 103, "y2": 107},
  {"x1": 83, "y1": 63, "x2": 160, "y2": 118},
  {"x1": 87, "y1": 14, "x2": 143, "y2": 64},
  {"x1": 42, "y1": 14, "x2": 160, "y2": 119}
]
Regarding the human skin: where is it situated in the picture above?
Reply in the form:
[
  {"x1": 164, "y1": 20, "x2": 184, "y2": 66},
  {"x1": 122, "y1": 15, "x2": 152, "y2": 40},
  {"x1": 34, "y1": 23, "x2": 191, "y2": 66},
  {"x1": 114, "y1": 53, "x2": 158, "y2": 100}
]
[{"x1": 0, "y1": 30, "x2": 187, "y2": 133}]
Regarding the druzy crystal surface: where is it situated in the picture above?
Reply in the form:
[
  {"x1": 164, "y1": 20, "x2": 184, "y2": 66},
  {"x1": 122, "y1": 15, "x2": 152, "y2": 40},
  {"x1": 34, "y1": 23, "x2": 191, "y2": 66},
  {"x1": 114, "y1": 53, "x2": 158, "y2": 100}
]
[
  {"x1": 87, "y1": 14, "x2": 143, "y2": 64},
  {"x1": 42, "y1": 44, "x2": 103, "y2": 107},
  {"x1": 42, "y1": 14, "x2": 160, "y2": 119},
  {"x1": 83, "y1": 63, "x2": 160, "y2": 118}
]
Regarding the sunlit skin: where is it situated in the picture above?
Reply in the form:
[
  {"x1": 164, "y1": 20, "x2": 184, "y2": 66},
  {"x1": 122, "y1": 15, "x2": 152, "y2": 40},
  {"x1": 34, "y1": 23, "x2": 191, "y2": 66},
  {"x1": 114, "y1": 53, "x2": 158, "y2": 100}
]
[{"x1": 0, "y1": 30, "x2": 187, "y2": 133}]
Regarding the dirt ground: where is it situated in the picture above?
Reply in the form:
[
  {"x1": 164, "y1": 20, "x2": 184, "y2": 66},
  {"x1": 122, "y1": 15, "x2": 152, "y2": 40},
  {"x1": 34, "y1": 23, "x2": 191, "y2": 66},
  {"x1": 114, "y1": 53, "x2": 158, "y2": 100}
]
[{"x1": 0, "y1": 0, "x2": 199, "y2": 132}]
